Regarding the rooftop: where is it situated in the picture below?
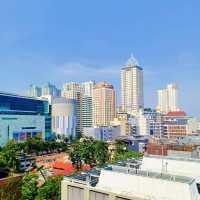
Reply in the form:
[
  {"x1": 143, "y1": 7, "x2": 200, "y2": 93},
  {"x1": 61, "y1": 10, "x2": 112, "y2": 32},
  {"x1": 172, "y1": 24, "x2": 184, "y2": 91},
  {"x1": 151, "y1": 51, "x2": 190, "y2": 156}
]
[
  {"x1": 145, "y1": 154, "x2": 200, "y2": 163},
  {"x1": 63, "y1": 162, "x2": 194, "y2": 187},
  {"x1": 108, "y1": 165, "x2": 194, "y2": 184},
  {"x1": 166, "y1": 111, "x2": 187, "y2": 117},
  {"x1": 94, "y1": 82, "x2": 114, "y2": 89},
  {"x1": 0, "y1": 91, "x2": 47, "y2": 102}
]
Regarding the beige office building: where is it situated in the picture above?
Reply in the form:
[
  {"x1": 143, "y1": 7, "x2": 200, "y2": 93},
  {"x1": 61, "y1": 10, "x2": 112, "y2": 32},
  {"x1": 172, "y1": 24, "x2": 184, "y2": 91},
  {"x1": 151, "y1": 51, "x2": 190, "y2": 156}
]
[{"x1": 93, "y1": 82, "x2": 116, "y2": 126}]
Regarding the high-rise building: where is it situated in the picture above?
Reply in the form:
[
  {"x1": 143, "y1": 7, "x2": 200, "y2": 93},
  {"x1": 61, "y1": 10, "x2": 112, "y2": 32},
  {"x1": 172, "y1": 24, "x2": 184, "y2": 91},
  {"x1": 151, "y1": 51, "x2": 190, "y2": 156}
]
[
  {"x1": 62, "y1": 82, "x2": 81, "y2": 96},
  {"x1": 42, "y1": 82, "x2": 61, "y2": 97},
  {"x1": 62, "y1": 82, "x2": 81, "y2": 136},
  {"x1": 81, "y1": 96, "x2": 93, "y2": 128},
  {"x1": 93, "y1": 82, "x2": 116, "y2": 126},
  {"x1": 28, "y1": 84, "x2": 42, "y2": 97},
  {"x1": 81, "y1": 81, "x2": 95, "y2": 97},
  {"x1": 121, "y1": 55, "x2": 144, "y2": 115},
  {"x1": 80, "y1": 81, "x2": 95, "y2": 130},
  {"x1": 52, "y1": 97, "x2": 77, "y2": 139},
  {"x1": 157, "y1": 83, "x2": 179, "y2": 114}
]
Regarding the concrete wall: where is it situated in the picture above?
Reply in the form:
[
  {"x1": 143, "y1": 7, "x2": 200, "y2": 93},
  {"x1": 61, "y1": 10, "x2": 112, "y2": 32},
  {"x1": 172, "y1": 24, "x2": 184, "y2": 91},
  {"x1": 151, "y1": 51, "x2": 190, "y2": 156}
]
[{"x1": 61, "y1": 180, "x2": 146, "y2": 200}]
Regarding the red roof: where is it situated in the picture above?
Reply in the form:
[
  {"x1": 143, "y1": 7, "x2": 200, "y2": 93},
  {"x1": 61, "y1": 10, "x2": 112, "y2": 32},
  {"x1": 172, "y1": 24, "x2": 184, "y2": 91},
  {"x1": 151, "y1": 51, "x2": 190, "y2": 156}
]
[
  {"x1": 52, "y1": 162, "x2": 75, "y2": 176},
  {"x1": 166, "y1": 111, "x2": 187, "y2": 117},
  {"x1": 52, "y1": 161, "x2": 92, "y2": 176}
]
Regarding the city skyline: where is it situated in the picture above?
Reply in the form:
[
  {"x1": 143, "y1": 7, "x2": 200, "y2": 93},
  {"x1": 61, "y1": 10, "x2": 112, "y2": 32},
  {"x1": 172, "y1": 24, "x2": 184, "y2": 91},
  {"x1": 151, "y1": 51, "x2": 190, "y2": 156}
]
[{"x1": 0, "y1": 1, "x2": 200, "y2": 118}]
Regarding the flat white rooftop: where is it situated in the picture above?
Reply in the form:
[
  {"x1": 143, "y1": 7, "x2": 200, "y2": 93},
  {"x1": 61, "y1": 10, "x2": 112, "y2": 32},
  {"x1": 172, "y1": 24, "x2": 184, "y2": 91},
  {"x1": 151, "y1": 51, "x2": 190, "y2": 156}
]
[
  {"x1": 96, "y1": 169, "x2": 199, "y2": 200},
  {"x1": 142, "y1": 155, "x2": 200, "y2": 179}
]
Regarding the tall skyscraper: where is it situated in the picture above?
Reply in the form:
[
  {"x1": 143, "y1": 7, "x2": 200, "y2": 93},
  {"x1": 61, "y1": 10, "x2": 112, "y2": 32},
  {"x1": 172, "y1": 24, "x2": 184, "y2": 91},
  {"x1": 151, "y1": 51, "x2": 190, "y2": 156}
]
[
  {"x1": 62, "y1": 82, "x2": 81, "y2": 136},
  {"x1": 121, "y1": 55, "x2": 144, "y2": 115},
  {"x1": 81, "y1": 96, "x2": 93, "y2": 128},
  {"x1": 28, "y1": 84, "x2": 42, "y2": 97},
  {"x1": 93, "y1": 82, "x2": 116, "y2": 126},
  {"x1": 157, "y1": 83, "x2": 179, "y2": 114},
  {"x1": 42, "y1": 82, "x2": 61, "y2": 97},
  {"x1": 81, "y1": 81, "x2": 95, "y2": 130}
]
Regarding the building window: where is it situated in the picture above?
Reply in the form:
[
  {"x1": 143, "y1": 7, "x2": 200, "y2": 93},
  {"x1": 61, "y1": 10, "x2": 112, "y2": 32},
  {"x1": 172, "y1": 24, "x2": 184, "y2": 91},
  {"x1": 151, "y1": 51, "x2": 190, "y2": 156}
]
[
  {"x1": 197, "y1": 183, "x2": 200, "y2": 194},
  {"x1": 90, "y1": 191, "x2": 109, "y2": 200},
  {"x1": 68, "y1": 186, "x2": 84, "y2": 200}
]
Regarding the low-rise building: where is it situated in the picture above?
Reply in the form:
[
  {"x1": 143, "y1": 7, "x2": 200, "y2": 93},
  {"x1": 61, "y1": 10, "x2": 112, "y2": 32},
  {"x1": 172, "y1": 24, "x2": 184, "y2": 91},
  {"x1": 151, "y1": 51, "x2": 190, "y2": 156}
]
[
  {"x1": 61, "y1": 163, "x2": 200, "y2": 200},
  {"x1": 110, "y1": 112, "x2": 130, "y2": 136},
  {"x1": 116, "y1": 135, "x2": 149, "y2": 153},
  {"x1": 0, "y1": 92, "x2": 50, "y2": 146},
  {"x1": 83, "y1": 126, "x2": 120, "y2": 141},
  {"x1": 163, "y1": 111, "x2": 198, "y2": 138}
]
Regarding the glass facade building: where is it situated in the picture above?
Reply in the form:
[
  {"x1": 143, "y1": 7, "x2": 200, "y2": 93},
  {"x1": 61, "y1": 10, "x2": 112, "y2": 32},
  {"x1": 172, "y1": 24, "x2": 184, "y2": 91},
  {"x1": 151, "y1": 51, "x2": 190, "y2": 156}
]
[{"x1": 0, "y1": 92, "x2": 51, "y2": 146}]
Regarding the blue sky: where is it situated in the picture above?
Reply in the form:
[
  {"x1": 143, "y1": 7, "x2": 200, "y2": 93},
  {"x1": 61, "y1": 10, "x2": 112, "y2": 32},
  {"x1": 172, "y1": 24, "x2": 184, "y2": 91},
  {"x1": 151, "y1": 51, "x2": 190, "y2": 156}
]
[{"x1": 0, "y1": 0, "x2": 200, "y2": 118}]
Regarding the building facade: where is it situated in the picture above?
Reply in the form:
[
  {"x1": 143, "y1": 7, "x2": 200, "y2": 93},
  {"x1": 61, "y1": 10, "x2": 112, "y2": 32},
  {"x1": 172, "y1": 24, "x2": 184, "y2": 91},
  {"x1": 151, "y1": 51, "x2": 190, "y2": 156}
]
[
  {"x1": 81, "y1": 96, "x2": 93, "y2": 129},
  {"x1": 52, "y1": 97, "x2": 77, "y2": 139},
  {"x1": 81, "y1": 81, "x2": 95, "y2": 97},
  {"x1": 28, "y1": 84, "x2": 42, "y2": 97},
  {"x1": 83, "y1": 126, "x2": 120, "y2": 141},
  {"x1": 157, "y1": 83, "x2": 179, "y2": 114},
  {"x1": 92, "y1": 82, "x2": 116, "y2": 126},
  {"x1": 121, "y1": 55, "x2": 144, "y2": 115},
  {"x1": 0, "y1": 92, "x2": 49, "y2": 146},
  {"x1": 42, "y1": 82, "x2": 61, "y2": 97},
  {"x1": 62, "y1": 82, "x2": 81, "y2": 136},
  {"x1": 81, "y1": 81, "x2": 95, "y2": 130},
  {"x1": 110, "y1": 117, "x2": 130, "y2": 136}
]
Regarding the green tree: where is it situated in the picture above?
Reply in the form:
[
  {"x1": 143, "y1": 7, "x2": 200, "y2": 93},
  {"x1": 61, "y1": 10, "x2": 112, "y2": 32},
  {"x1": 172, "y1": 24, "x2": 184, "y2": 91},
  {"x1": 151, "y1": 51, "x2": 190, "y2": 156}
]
[
  {"x1": 35, "y1": 176, "x2": 63, "y2": 200},
  {"x1": 20, "y1": 173, "x2": 38, "y2": 200},
  {"x1": 0, "y1": 152, "x2": 8, "y2": 168},
  {"x1": 94, "y1": 141, "x2": 108, "y2": 166},
  {"x1": 79, "y1": 138, "x2": 95, "y2": 167},
  {"x1": 113, "y1": 140, "x2": 143, "y2": 162},
  {"x1": 70, "y1": 143, "x2": 82, "y2": 169},
  {"x1": 2, "y1": 140, "x2": 20, "y2": 174}
]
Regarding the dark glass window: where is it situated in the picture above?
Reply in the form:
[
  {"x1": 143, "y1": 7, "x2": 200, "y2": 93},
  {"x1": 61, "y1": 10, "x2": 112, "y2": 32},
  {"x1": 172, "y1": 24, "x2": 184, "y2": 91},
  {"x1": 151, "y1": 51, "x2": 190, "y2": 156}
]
[
  {"x1": 197, "y1": 183, "x2": 200, "y2": 194},
  {"x1": 0, "y1": 94, "x2": 47, "y2": 115}
]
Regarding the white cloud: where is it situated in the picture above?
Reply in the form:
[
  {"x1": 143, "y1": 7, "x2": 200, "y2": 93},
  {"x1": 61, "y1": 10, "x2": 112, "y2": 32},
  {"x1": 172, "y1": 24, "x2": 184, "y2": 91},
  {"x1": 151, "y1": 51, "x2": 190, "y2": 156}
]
[{"x1": 57, "y1": 62, "x2": 120, "y2": 81}]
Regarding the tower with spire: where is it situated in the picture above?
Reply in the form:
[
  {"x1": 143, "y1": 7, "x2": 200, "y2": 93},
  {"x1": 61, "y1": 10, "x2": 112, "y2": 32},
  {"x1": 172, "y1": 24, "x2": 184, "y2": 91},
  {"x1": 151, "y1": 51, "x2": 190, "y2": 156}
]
[
  {"x1": 127, "y1": 53, "x2": 139, "y2": 67},
  {"x1": 121, "y1": 54, "x2": 144, "y2": 115}
]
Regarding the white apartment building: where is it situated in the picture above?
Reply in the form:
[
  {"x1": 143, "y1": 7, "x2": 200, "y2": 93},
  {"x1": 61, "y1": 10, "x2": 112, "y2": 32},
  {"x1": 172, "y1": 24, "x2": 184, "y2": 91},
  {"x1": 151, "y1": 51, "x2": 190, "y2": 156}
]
[
  {"x1": 62, "y1": 82, "x2": 82, "y2": 135},
  {"x1": 157, "y1": 83, "x2": 179, "y2": 114},
  {"x1": 136, "y1": 109, "x2": 150, "y2": 136},
  {"x1": 62, "y1": 81, "x2": 95, "y2": 133},
  {"x1": 121, "y1": 55, "x2": 144, "y2": 115}
]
